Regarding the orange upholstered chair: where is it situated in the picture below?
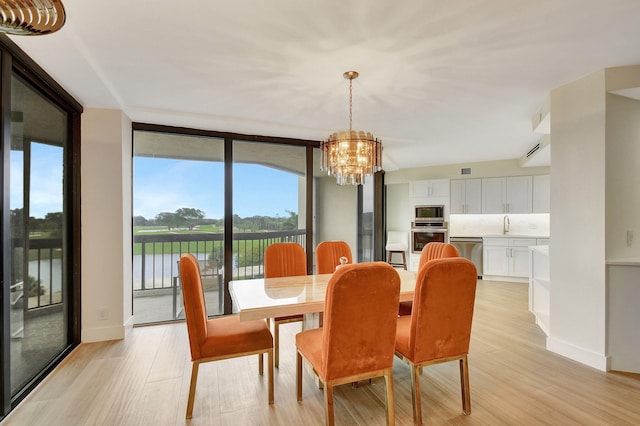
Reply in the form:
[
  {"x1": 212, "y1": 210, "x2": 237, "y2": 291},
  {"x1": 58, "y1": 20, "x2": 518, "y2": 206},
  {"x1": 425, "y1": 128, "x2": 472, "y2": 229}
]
[
  {"x1": 316, "y1": 240, "x2": 353, "y2": 274},
  {"x1": 179, "y1": 254, "x2": 274, "y2": 419},
  {"x1": 395, "y1": 257, "x2": 477, "y2": 425},
  {"x1": 296, "y1": 262, "x2": 401, "y2": 426},
  {"x1": 398, "y1": 242, "x2": 460, "y2": 316},
  {"x1": 264, "y1": 242, "x2": 307, "y2": 368}
]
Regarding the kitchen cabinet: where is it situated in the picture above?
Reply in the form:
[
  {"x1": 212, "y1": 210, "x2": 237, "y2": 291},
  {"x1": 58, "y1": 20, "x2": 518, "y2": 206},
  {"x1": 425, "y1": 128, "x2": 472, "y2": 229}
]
[
  {"x1": 483, "y1": 237, "x2": 537, "y2": 279},
  {"x1": 532, "y1": 174, "x2": 550, "y2": 213},
  {"x1": 481, "y1": 176, "x2": 532, "y2": 214},
  {"x1": 450, "y1": 179, "x2": 482, "y2": 214},
  {"x1": 529, "y1": 245, "x2": 549, "y2": 336},
  {"x1": 410, "y1": 179, "x2": 449, "y2": 199}
]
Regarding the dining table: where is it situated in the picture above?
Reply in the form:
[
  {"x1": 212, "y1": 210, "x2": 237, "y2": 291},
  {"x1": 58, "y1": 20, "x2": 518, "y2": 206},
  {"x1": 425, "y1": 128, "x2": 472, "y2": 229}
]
[{"x1": 229, "y1": 268, "x2": 417, "y2": 322}]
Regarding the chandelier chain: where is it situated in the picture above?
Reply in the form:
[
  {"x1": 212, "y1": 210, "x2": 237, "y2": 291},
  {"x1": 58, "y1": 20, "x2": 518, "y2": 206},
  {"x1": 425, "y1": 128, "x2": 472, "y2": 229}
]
[{"x1": 348, "y1": 77, "x2": 353, "y2": 131}]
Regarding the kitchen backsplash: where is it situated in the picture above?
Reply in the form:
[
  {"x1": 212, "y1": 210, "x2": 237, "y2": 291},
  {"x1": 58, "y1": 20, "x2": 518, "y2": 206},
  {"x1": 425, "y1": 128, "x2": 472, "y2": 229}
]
[{"x1": 449, "y1": 213, "x2": 550, "y2": 237}]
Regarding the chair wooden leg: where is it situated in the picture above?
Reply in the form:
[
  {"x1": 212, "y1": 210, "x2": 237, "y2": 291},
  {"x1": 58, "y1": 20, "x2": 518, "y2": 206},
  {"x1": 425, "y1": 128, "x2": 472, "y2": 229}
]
[
  {"x1": 259, "y1": 353, "x2": 264, "y2": 375},
  {"x1": 410, "y1": 363, "x2": 423, "y2": 426},
  {"x1": 296, "y1": 351, "x2": 303, "y2": 402},
  {"x1": 186, "y1": 362, "x2": 199, "y2": 419},
  {"x1": 274, "y1": 321, "x2": 280, "y2": 368},
  {"x1": 384, "y1": 369, "x2": 395, "y2": 426},
  {"x1": 401, "y1": 251, "x2": 407, "y2": 270},
  {"x1": 323, "y1": 383, "x2": 335, "y2": 426},
  {"x1": 268, "y1": 349, "x2": 274, "y2": 404},
  {"x1": 460, "y1": 356, "x2": 471, "y2": 414}
]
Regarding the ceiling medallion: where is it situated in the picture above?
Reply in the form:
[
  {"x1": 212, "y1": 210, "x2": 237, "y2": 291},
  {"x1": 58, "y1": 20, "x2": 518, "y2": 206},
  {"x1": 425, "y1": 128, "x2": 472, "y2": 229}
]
[{"x1": 320, "y1": 71, "x2": 382, "y2": 185}]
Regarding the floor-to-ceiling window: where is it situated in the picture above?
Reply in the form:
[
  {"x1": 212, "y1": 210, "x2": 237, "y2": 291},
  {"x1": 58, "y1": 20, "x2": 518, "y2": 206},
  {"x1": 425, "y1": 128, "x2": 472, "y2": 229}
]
[
  {"x1": 232, "y1": 140, "x2": 308, "y2": 279},
  {"x1": 358, "y1": 171, "x2": 385, "y2": 262},
  {"x1": 132, "y1": 131, "x2": 225, "y2": 324},
  {"x1": 1, "y1": 37, "x2": 81, "y2": 418},
  {"x1": 132, "y1": 126, "x2": 315, "y2": 324}
]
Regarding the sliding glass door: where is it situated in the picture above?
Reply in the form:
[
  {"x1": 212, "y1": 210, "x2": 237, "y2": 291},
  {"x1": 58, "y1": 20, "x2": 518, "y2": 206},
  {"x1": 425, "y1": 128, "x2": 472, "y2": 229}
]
[{"x1": 1, "y1": 46, "x2": 81, "y2": 417}]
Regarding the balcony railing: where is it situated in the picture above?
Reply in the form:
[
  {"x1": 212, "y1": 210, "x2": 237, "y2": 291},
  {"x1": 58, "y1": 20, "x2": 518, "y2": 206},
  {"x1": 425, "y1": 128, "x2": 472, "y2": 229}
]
[
  {"x1": 133, "y1": 229, "x2": 305, "y2": 291},
  {"x1": 11, "y1": 238, "x2": 63, "y2": 312},
  {"x1": 133, "y1": 229, "x2": 305, "y2": 322}
]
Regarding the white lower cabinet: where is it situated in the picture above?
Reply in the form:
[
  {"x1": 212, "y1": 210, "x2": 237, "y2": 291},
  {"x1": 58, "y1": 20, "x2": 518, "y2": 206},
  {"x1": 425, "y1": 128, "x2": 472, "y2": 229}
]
[{"x1": 483, "y1": 237, "x2": 537, "y2": 279}]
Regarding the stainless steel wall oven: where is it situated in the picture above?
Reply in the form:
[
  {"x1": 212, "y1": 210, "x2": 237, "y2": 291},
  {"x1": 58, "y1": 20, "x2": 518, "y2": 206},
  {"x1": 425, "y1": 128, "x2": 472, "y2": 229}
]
[{"x1": 411, "y1": 222, "x2": 448, "y2": 254}]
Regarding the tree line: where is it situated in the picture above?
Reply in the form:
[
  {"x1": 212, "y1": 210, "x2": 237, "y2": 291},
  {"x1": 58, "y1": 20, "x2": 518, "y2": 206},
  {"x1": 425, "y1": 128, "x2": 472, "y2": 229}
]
[{"x1": 134, "y1": 208, "x2": 299, "y2": 232}]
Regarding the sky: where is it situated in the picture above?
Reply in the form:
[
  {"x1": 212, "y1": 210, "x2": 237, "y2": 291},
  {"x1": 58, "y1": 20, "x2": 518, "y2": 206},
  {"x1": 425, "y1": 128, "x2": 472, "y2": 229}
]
[
  {"x1": 11, "y1": 145, "x2": 300, "y2": 220},
  {"x1": 11, "y1": 143, "x2": 64, "y2": 219},
  {"x1": 133, "y1": 157, "x2": 300, "y2": 220}
]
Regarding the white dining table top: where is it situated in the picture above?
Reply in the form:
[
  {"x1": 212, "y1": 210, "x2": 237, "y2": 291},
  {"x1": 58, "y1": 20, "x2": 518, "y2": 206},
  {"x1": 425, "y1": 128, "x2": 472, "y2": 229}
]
[{"x1": 230, "y1": 269, "x2": 417, "y2": 321}]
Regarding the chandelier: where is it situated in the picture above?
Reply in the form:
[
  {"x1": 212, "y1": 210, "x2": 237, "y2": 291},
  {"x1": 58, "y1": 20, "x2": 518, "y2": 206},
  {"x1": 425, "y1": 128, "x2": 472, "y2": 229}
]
[
  {"x1": 321, "y1": 71, "x2": 382, "y2": 185},
  {"x1": 0, "y1": 0, "x2": 66, "y2": 35}
]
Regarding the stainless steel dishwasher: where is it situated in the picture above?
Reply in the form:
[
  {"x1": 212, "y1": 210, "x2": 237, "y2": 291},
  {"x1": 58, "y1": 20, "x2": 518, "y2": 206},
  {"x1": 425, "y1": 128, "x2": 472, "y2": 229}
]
[{"x1": 449, "y1": 237, "x2": 483, "y2": 279}]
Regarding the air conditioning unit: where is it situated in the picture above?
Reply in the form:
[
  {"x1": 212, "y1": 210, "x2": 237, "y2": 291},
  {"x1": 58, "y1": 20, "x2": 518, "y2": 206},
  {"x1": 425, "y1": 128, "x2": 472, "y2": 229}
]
[{"x1": 519, "y1": 135, "x2": 550, "y2": 167}]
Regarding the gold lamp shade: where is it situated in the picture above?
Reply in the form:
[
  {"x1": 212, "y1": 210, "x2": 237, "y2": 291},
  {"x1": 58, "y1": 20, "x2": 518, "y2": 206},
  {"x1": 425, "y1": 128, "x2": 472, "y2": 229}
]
[
  {"x1": 321, "y1": 71, "x2": 382, "y2": 185},
  {"x1": 0, "y1": 0, "x2": 66, "y2": 35}
]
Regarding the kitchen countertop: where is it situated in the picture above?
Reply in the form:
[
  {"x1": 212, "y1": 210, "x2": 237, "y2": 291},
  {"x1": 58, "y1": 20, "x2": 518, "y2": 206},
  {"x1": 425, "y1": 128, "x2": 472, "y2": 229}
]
[
  {"x1": 482, "y1": 234, "x2": 549, "y2": 238},
  {"x1": 607, "y1": 258, "x2": 640, "y2": 266},
  {"x1": 450, "y1": 234, "x2": 549, "y2": 239}
]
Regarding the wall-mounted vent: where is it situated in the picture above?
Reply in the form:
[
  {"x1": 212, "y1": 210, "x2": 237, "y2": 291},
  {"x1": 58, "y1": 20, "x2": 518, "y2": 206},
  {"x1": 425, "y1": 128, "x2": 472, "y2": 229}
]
[
  {"x1": 519, "y1": 135, "x2": 550, "y2": 167},
  {"x1": 526, "y1": 143, "x2": 541, "y2": 158},
  {"x1": 461, "y1": 168, "x2": 471, "y2": 175}
]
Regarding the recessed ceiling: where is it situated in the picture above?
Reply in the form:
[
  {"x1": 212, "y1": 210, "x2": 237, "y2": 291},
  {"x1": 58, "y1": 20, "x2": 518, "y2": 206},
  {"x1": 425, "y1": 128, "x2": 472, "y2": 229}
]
[{"x1": 8, "y1": 0, "x2": 640, "y2": 171}]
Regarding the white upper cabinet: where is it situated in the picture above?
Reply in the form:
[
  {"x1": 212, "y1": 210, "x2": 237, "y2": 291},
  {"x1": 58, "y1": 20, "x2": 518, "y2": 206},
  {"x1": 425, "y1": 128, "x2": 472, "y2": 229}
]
[
  {"x1": 482, "y1": 176, "x2": 532, "y2": 214},
  {"x1": 410, "y1": 179, "x2": 449, "y2": 199},
  {"x1": 450, "y1": 179, "x2": 482, "y2": 214},
  {"x1": 532, "y1": 174, "x2": 550, "y2": 213},
  {"x1": 481, "y1": 178, "x2": 506, "y2": 214}
]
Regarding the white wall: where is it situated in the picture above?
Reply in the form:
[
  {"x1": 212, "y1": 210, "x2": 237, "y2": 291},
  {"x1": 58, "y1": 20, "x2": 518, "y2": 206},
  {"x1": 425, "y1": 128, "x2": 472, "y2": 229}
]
[
  {"x1": 386, "y1": 183, "x2": 410, "y2": 234},
  {"x1": 548, "y1": 66, "x2": 640, "y2": 370},
  {"x1": 605, "y1": 94, "x2": 640, "y2": 259},
  {"x1": 385, "y1": 159, "x2": 549, "y2": 185},
  {"x1": 549, "y1": 70, "x2": 608, "y2": 370},
  {"x1": 81, "y1": 108, "x2": 132, "y2": 342},
  {"x1": 314, "y1": 176, "x2": 358, "y2": 264}
]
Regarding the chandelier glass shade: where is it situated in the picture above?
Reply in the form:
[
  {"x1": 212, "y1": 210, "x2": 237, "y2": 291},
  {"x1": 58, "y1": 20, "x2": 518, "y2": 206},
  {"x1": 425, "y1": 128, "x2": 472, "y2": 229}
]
[
  {"x1": 0, "y1": 0, "x2": 66, "y2": 35},
  {"x1": 321, "y1": 130, "x2": 382, "y2": 185},
  {"x1": 321, "y1": 71, "x2": 382, "y2": 185}
]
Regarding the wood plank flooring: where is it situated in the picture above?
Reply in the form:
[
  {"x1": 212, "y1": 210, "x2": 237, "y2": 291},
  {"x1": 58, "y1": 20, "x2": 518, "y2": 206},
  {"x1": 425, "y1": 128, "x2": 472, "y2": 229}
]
[{"x1": 4, "y1": 280, "x2": 640, "y2": 425}]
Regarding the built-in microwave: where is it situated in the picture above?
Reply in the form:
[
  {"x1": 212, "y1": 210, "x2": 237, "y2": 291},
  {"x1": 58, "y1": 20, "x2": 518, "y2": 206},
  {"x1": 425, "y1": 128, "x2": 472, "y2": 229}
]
[{"x1": 414, "y1": 205, "x2": 444, "y2": 224}]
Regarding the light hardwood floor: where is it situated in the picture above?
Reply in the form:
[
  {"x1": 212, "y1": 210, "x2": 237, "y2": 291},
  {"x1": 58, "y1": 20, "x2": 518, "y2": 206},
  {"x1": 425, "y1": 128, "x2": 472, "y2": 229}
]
[{"x1": 4, "y1": 280, "x2": 640, "y2": 425}]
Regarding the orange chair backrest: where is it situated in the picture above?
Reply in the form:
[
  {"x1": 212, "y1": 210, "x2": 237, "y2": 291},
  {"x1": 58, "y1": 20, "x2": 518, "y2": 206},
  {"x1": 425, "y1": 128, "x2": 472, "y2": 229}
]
[
  {"x1": 316, "y1": 241, "x2": 353, "y2": 274},
  {"x1": 264, "y1": 242, "x2": 307, "y2": 278},
  {"x1": 409, "y1": 257, "x2": 477, "y2": 364},
  {"x1": 179, "y1": 254, "x2": 208, "y2": 361},
  {"x1": 321, "y1": 262, "x2": 400, "y2": 381},
  {"x1": 418, "y1": 242, "x2": 459, "y2": 270}
]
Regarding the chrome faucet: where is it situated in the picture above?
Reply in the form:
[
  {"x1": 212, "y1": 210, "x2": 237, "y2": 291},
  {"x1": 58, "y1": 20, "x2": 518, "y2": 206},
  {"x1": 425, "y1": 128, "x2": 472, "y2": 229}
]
[{"x1": 503, "y1": 215, "x2": 510, "y2": 234}]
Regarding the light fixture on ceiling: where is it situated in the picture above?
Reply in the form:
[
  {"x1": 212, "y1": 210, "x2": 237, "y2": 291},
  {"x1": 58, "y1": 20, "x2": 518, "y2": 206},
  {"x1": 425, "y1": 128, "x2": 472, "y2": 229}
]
[
  {"x1": 321, "y1": 71, "x2": 382, "y2": 185},
  {"x1": 0, "y1": 0, "x2": 66, "y2": 35}
]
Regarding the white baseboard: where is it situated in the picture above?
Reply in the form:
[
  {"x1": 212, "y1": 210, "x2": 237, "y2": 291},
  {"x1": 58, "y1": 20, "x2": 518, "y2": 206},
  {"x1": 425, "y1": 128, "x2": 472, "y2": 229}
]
[
  {"x1": 82, "y1": 324, "x2": 125, "y2": 343},
  {"x1": 546, "y1": 336, "x2": 608, "y2": 371},
  {"x1": 481, "y1": 275, "x2": 528, "y2": 283}
]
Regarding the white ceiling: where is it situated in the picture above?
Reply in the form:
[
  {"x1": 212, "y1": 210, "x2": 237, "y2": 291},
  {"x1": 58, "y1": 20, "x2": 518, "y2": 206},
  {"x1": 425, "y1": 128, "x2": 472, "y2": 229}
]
[{"x1": 8, "y1": 0, "x2": 640, "y2": 171}]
